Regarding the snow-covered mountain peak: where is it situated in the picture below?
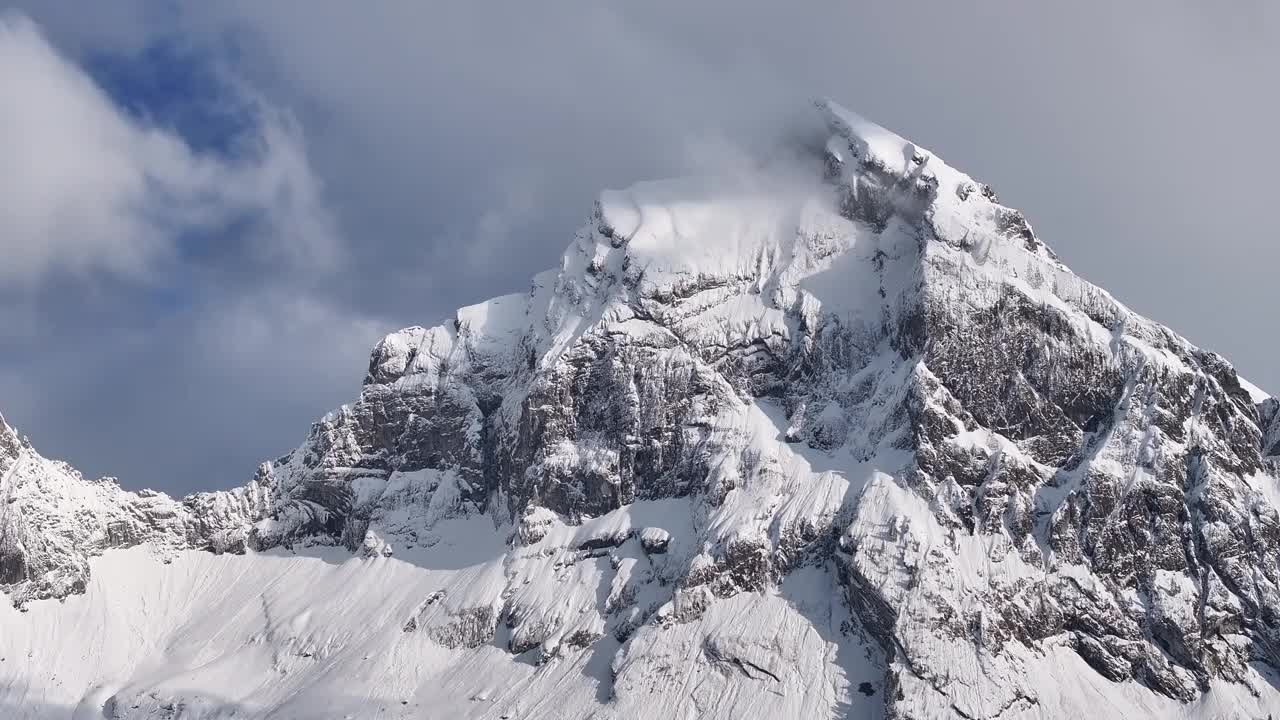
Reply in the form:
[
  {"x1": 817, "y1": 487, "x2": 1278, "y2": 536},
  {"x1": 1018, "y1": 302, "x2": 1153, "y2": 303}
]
[
  {"x1": 0, "y1": 413, "x2": 20, "y2": 457},
  {"x1": 817, "y1": 97, "x2": 962, "y2": 193},
  {"x1": 4, "y1": 99, "x2": 1280, "y2": 719}
]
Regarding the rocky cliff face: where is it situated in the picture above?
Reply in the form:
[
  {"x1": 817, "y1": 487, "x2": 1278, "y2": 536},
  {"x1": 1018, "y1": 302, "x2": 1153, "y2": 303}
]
[{"x1": 3, "y1": 99, "x2": 1278, "y2": 719}]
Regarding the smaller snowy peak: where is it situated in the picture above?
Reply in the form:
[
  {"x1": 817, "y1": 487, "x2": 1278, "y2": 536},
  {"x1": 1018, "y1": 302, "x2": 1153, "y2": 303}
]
[
  {"x1": 816, "y1": 97, "x2": 971, "y2": 201},
  {"x1": 817, "y1": 98, "x2": 948, "y2": 180},
  {"x1": 365, "y1": 292, "x2": 534, "y2": 390},
  {"x1": 0, "y1": 411, "x2": 277, "y2": 606},
  {"x1": 364, "y1": 324, "x2": 453, "y2": 387},
  {"x1": 1241, "y1": 375, "x2": 1273, "y2": 404},
  {"x1": 0, "y1": 414, "x2": 21, "y2": 464},
  {"x1": 817, "y1": 97, "x2": 1056, "y2": 266},
  {"x1": 1239, "y1": 376, "x2": 1277, "y2": 458},
  {"x1": 455, "y1": 292, "x2": 530, "y2": 356},
  {"x1": 0, "y1": 417, "x2": 183, "y2": 604},
  {"x1": 366, "y1": 325, "x2": 430, "y2": 376}
]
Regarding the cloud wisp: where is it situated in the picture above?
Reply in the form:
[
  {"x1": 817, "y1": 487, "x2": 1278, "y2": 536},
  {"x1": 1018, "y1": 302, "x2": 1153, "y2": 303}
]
[{"x1": 0, "y1": 12, "x2": 338, "y2": 288}]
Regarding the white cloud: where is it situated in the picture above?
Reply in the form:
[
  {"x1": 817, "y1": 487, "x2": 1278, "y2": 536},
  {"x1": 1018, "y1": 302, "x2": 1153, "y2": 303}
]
[{"x1": 0, "y1": 12, "x2": 338, "y2": 287}]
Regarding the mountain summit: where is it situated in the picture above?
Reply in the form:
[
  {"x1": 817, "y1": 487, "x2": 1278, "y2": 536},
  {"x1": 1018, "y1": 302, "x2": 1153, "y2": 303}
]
[{"x1": 3, "y1": 100, "x2": 1278, "y2": 719}]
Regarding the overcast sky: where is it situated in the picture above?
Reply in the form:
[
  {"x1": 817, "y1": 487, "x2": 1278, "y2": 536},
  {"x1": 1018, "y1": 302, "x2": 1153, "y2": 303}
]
[{"x1": 2, "y1": 2, "x2": 1276, "y2": 495}]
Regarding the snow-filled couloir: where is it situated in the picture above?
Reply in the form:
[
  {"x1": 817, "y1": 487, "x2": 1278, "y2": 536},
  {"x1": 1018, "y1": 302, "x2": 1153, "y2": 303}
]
[{"x1": 3, "y1": 99, "x2": 1280, "y2": 719}]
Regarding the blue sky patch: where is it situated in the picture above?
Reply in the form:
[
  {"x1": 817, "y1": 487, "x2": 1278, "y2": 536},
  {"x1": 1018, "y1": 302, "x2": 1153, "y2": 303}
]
[{"x1": 85, "y1": 38, "x2": 253, "y2": 156}]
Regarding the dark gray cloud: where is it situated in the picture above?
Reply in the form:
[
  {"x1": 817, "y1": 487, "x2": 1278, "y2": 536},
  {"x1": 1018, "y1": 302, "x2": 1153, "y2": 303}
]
[{"x1": 3, "y1": 2, "x2": 1276, "y2": 493}]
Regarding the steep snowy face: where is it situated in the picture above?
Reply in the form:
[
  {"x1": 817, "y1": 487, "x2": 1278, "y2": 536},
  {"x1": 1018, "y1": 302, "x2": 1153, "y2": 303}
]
[
  {"x1": 819, "y1": 114, "x2": 1280, "y2": 711},
  {"x1": 1260, "y1": 395, "x2": 1280, "y2": 459},
  {"x1": 3, "y1": 100, "x2": 1280, "y2": 719}
]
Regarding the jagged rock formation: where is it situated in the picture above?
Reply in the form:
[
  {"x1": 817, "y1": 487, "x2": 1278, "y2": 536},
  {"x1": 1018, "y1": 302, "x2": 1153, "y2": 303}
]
[
  {"x1": 0, "y1": 415, "x2": 272, "y2": 606},
  {"x1": 2, "y1": 99, "x2": 1279, "y2": 719}
]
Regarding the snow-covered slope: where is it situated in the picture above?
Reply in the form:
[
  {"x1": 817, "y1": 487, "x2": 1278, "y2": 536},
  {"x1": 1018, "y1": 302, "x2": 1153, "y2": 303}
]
[{"x1": 4, "y1": 99, "x2": 1280, "y2": 719}]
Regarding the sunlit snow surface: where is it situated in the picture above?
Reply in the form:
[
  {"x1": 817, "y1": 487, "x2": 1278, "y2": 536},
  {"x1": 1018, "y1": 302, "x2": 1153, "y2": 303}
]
[
  {"x1": 1, "y1": 540, "x2": 1273, "y2": 719},
  {"x1": 1, "y1": 525, "x2": 877, "y2": 719},
  {"x1": 3, "y1": 99, "x2": 1279, "y2": 719}
]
